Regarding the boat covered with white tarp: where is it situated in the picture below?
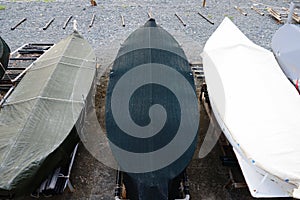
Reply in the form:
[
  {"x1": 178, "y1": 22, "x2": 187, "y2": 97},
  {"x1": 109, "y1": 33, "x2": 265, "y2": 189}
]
[{"x1": 202, "y1": 17, "x2": 300, "y2": 198}]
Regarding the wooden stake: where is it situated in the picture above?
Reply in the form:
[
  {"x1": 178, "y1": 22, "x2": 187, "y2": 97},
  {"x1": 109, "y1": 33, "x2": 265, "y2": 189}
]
[
  {"x1": 11, "y1": 18, "x2": 27, "y2": 30},
  {"x1": 267, "y1": 8, "x2": 283, "y2": 23},
  {"x1": 121, "y1": 15, "x2": 125, "y2": 27},
  {"x1": 175, "y1": 13, "x2": 186, "y2": 26},
  {"x1": 234, "y1": 6, "x2": 247, "y2": 16},
  {"x1": 202, "y1": 0, "x2": 206, "y2": 7},
  {"x1": 198, "y1": 12, "x2": 214, "y2": 25},
  {"x1": 43, "y1": 18, "x2": 55, "y2": 30},
  {"x1": 89, "y1": 14, "x2": 95, "y2": 28},
  {"x1": 148, "y1": 11, "x2": 153, "y2": 19},
  {"x1": 251, "y1": 6, "x2": 264, "y2": 16},
  {"x1": 63, "y1": 15, "x2": 73, "y2": 29},
  {"x1": 292, "y1": 12, "x2": 300, "y2": 23}
]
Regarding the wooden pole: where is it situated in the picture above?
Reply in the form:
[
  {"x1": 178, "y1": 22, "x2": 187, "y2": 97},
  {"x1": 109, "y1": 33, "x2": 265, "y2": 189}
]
[
  {"x1": 89, "y1": 14, "x2": 95, "y2": 28},
  {"x1": 198, "y1": 12, "x2": 214, "y2": 25},
  {"x1": 234, "y1": 6, "x2": 247, "y2": 16},
  {"x1": 11, "y1": 18, "x2": 27, "y2": 30},
  {"x1": 63, "y1": 15, "x2": 73, "y2": 29},
  {"x1": 43, "y1": 18, "x2": 55, "y2": 30},
  {"x1": 148, "y1": 11, "x2": 153, "y2": 18},
  {"x1": 121, "y1": 15, "x2": 125, "y2": 27},
  {"x1": 175, "y1": 13, "x2": 186, "y2": 26}
]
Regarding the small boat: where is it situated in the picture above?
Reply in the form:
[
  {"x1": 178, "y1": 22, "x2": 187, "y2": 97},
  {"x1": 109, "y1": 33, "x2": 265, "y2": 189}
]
[
  {"x1": 0, "y1": 31, "x2": 96, "y2": 198},
  {"x1": 0, "y1": 36, "x2": 11, "y2": 80},
  {"x1": 106, "y1": 19, "x2": 199, "y2": 200},
  {"x1": 202, "y1": 17, "x2": 300, "y2": 198},
  {"x1": 272, "y1": 23, "x2": 300, "y2": 93}
]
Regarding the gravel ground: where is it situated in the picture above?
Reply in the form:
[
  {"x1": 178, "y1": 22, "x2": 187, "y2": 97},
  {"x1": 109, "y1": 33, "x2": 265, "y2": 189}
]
[{"x1": 0, "y1": 0, "x2": 297, "y2": 199}]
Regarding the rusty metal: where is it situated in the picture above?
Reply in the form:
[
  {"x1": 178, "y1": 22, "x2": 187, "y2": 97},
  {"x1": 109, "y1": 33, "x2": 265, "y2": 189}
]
[
  {"x1": 63, "y1": 15, "x2": 73, "y2": 29},
  {"x1": 251, "y1": 6, "x2": 264, "y2": 16},
  {"x1": 121, "y1": 15, "x2": 125, "y2": 27},
  {"x1": 267, "y1": 8, "x2": 283, "y2": 23},
  {"x1": 175, "y1": 13, "x2": 186, "y2": 26},
  {"x1": 43, "y1": 18, "x2": 55, "y2": 30},
  {"x1": 234, "y1": 6, "x2": 247, "y2": 16},
  {"x1": 198, "y1": 12, "x2": 214, "y2": 25},
  {"x1": 11, "y1": 18, "x2": 27, "y2": 30},
  {"x1": 89, "y1": 14, "x2": 95, "y2": 28}
]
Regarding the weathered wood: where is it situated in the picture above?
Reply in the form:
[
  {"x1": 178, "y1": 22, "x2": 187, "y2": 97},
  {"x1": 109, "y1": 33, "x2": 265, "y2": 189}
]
[
  {"x1": 175, "y1": 13, "x2": 186, "y2": 26},
  {"x1": 121, "y1": 15, "x2": 125, "y2": 27},
  {"x1": 267, "y1": 8, "x2": 283, "y2": 23},
  {"x1": 63, "y1": 15, "x2": 73, "y2": 29},
  {"x1": 11, "y1": 18, "x2": 27, "y2": 30},
  {"x1": 251, "y1": 6, "x2": 264, "y2": 16},
  {"x1": 89, "y1": 14, "x2": 95, "y2": 28},
  {"x1": 198, "y1": 12, "x2": 214, "y2": 25},
  {"x1": 43, "y1": 18, "x2": 55, "y2": 30},
  {"x1": 234, "y1": 6, "x2": 247, "y2": 16}
]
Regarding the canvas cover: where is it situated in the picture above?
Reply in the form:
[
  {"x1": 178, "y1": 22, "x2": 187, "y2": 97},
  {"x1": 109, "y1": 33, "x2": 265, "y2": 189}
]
[
  {"x1": 0, "y1": 31, "x2": 96, "y2": 197},
  {"x1": 106, "y1": 19, "x2": 199, "y2": 199},
  {"x1": 202, "y1": 18, "x2": 300, "y2": 198},
  {"x1": 272, "y1": 24, "x2": 300, "y2": 92},
  {"x1": 0, "y1": 36, "x2": 11, "y2": 79}
]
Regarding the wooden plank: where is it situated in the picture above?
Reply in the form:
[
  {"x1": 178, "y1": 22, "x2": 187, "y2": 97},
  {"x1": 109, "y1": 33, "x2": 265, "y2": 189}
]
[{"x1": 267, "y1": 8, "x2": 283, "y2": 23}]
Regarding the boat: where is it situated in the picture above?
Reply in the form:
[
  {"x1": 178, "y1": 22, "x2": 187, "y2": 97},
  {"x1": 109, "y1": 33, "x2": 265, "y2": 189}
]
[
  {"x1": 0, "y1": 30, "x2": 96, "y2": 198},
  {"x1": 202, "y1": 17, "x2": 300, "y2": 198},
  {"x1": 0, "y1": 36, "x2": 11, "y2": 80},
  {"x1": 272, "y1": 23, "x2": 300, "y2": 93},
  {"x1": 105, "y1": 18, "x2": 199, "y2": 200}
]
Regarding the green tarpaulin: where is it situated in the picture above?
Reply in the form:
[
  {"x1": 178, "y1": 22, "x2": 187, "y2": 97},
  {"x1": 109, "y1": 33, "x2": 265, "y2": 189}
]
[{"x1": 0, "y1": 31, "x2": 96, "y2": 197}]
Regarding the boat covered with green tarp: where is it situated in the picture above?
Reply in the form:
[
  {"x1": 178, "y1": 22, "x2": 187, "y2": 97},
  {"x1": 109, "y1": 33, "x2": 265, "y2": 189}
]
[{"x1": 0, "y1": 31, "x2": 96, "y2": 198}]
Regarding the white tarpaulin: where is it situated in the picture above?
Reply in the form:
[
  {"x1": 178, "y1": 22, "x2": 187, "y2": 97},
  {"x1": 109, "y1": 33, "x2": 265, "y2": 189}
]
[{"x1": 202, "y1": 17, "x2": 300, "y2": 198}]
